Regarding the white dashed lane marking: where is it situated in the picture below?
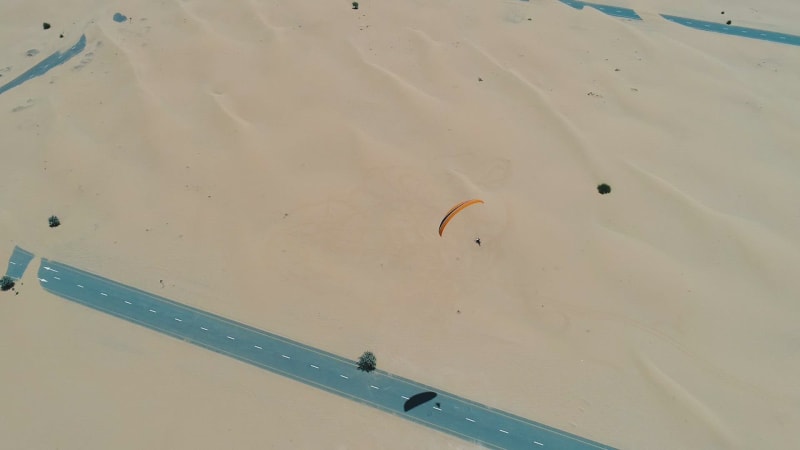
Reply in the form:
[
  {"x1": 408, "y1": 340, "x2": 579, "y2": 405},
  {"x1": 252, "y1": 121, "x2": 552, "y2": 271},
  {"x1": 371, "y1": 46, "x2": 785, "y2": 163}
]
[{"x1": 34, "y1": 267, "x2": 577, "y2": 449}]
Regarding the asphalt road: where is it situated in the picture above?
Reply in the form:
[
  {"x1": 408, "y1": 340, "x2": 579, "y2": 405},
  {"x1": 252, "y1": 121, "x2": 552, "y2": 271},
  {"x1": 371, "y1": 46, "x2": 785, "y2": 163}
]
[
  {"x1": 558, "y1": 0, "x2": 800, "y2": 46},
  {"x1": 0, "y1": 35, "x2": 86, "y2": 97},
  {"x1": 5, "y1": 246, "x2": 34, "y2": 280},
  {"x1": 558, "y1": 0, "x2": 641, "y2": 20},
  {"x1": 661, "y1": 15, "x2": 800, "y2": 46},
  {"x1": 37, "y1": 258, "x2": 615, "y2": 450}
]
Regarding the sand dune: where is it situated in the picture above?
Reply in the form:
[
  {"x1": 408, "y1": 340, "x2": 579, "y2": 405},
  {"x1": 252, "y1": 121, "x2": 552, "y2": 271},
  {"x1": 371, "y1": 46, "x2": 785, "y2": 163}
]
[{"x1": 2, "y1": 0, "x2": 799, "y2": 448}]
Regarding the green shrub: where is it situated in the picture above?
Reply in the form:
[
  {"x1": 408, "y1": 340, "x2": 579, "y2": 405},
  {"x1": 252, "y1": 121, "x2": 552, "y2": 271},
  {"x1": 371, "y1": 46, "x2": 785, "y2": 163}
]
[
  {"x1": 1, "y1": 276, "x2": 15, "y2": 291},
  {"x1": 357, "y1": 351, "x2": 376, "y2": 372}
]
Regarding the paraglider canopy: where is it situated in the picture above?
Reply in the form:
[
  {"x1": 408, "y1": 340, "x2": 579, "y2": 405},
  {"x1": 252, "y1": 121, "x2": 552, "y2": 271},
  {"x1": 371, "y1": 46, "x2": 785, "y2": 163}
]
[{"x1": 438, "y1": 199, "x2": 484, "y2": 236}]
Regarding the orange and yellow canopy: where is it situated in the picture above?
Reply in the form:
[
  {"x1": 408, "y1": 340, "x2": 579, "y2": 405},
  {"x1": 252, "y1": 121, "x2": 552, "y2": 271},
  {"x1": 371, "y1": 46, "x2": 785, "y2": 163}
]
[{"x1": 438, "y1": 199, "x2": 484, "y2": 236}]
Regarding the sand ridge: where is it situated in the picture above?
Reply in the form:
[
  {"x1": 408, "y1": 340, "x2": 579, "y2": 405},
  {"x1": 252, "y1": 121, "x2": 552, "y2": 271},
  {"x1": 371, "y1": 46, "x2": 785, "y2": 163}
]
[{"x1": 2, "y1": 0, "x2": 799, "y2": 448}]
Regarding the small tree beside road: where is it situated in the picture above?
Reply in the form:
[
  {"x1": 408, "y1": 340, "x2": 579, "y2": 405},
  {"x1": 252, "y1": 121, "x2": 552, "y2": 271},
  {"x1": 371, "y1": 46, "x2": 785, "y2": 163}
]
[
  {"x1": 357, "y1": 351, "x2": 376, "y2": 372},
  {"x1": 1, "y1": 276, "x2": 15, "y2": 291}
]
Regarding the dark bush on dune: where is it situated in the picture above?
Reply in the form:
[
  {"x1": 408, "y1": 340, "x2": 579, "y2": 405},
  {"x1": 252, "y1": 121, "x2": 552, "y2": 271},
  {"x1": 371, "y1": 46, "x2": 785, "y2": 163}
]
[{"x1": 1, "y1": 276, "x2": 15, "y2": 291}]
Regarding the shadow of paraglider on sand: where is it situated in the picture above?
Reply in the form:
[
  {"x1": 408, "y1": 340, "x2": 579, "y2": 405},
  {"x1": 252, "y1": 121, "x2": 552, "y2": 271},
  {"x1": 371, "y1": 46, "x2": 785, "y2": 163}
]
[{"x1": 403, "y1": 391, "x2": 438, "y2": 412}]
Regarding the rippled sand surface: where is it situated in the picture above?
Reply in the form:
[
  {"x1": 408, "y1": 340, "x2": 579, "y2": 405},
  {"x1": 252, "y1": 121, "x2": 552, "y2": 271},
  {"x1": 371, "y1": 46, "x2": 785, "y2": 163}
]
[{"x1": 1, "y1": 1, "x2": 798, "y2": 448}]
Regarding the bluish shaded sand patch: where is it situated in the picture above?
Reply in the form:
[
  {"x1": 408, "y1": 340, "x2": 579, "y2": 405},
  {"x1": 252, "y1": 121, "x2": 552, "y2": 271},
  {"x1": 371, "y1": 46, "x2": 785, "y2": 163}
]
[
  {"x1": 558, "y1": 0, "x2": 641, "y2": 20},
  {"x1": 0, "y1": 34, "x2": 87, "y2": 96},
  {"x1": 113, "y1": 13, "x2": 127, "y2": 23},
  {"x1": 661, "y1": 15, "x2": 800, "y2": 46},
  {"x1": 5, "y1": 246, "x2": 34, "y2": 280}
]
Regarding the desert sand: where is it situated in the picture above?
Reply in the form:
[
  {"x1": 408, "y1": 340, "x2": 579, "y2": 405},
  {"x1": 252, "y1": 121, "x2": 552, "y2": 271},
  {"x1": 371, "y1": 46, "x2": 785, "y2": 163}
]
[{"x1": 1, "y1": 0, "x2": 799, "y2": 448}]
